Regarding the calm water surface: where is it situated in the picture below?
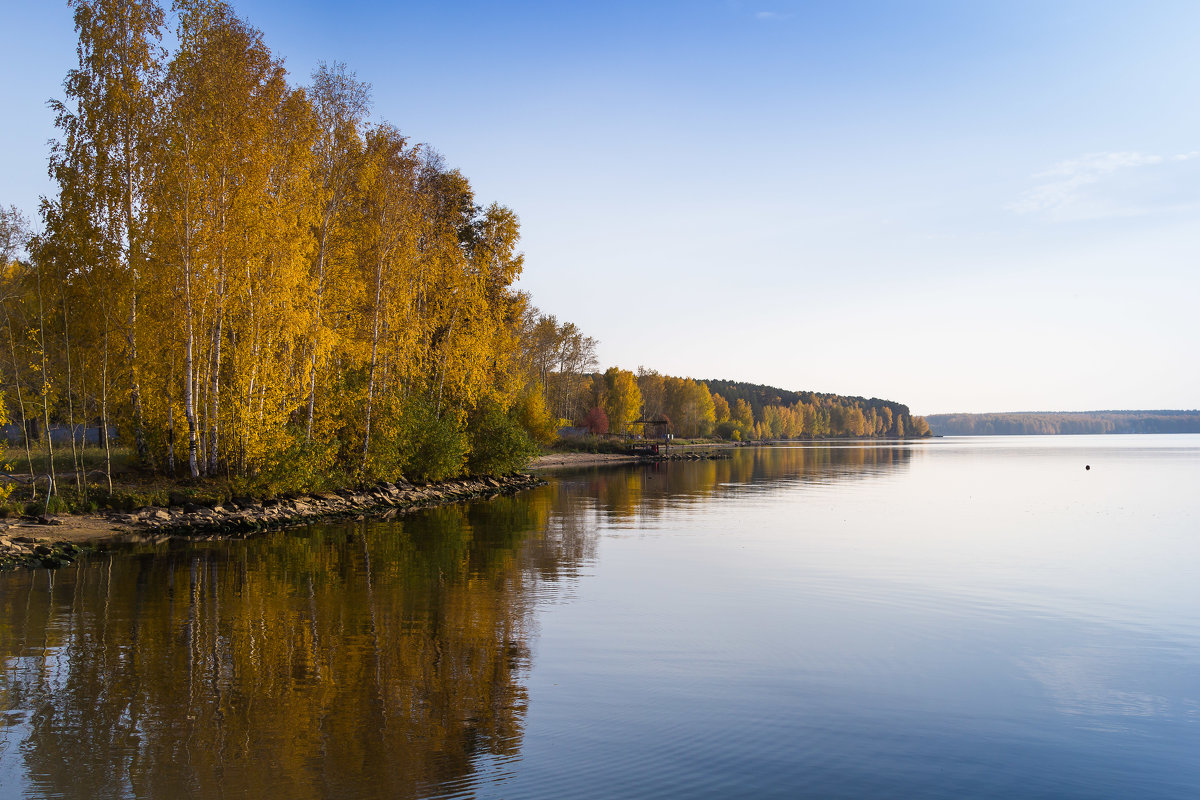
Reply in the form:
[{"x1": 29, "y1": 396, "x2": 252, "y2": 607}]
[{"x1": 1, "y1": 436, "x2": 1198, "y2": 798}]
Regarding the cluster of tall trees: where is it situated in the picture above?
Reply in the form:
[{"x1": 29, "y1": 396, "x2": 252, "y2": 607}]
[
  {"x1": 2, "y1": 0, "x2": 932, "y2": 503},
  {"x1": 4, "y1": 0, "x2": 554, "y2": 492},
  {"x1": 572, "y1": 369, "x2": 929, "y2": 441},
  {"x1": 516, "y1": 310, "x2": 597, "y2": 433},
  {"x1": 705, "y1": 380, "x2": 928, "y2": 439},
  {"x1": 634, "y1": 370, "x2": 717, "y2": 438},
  {"x1": 716, "y1": 394, "x2": 929, "y2": 440}
]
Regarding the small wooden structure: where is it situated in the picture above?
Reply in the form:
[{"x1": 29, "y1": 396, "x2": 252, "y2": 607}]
[{"x1": 624, "y1": 417, "x2": 671, "y2": 455}]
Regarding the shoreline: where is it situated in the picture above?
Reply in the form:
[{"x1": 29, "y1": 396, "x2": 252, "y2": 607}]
[
  {"x1": 0, "y1": 473, "x2": 545, "y2": 570},
  {"x1": 0, "y1": 437, "x2": 922, "y2": 569},
  {"x1": 529, "y1": 452, "x2": 643, "y2": 469},
  {"x1": 530, "y1": 441, "x2": 740, "y2": 471},
  {"x1": 527, "y1": 436, "x2": 933, "y2": 471}
]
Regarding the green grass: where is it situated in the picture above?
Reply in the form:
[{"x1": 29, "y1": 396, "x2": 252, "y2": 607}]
[
  {"x1": 0, "y1": 445, "x2": 232, "y2": 515},
  {"x1": 543, "y1": 436, "x2": 635, "y2": 455},
  {"x1": 1, "y1": 444, "x2": 135, "y2": 479}
]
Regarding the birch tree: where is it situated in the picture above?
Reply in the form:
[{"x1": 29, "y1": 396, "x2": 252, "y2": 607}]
[
  {"x1": 49, "y1": 0, "x2": 165, "y2": 467},
  {"x1": 304, "y1": 62, "x2": 370, "y2": 441}
]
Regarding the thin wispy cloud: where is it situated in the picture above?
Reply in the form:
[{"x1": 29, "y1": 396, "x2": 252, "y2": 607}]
[
  {"x1": 1009, "y1": 150, "x2": 1200, "y2": 220},
  {"x1": 754, "y1": 11, "x2": 792, "y2": 21}
]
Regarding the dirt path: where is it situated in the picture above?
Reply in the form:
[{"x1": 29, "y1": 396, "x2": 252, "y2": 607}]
[
  {"x1": 1, "y1": 515, "x2": 129, "y2": 543},
  {"x1": 528, "y1": 452, "x2": 643, "y2": 470},
  {"x1": 530, "y1": 442, "x2": 740, "y2": 471}
]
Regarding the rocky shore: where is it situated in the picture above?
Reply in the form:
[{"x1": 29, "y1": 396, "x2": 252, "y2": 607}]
[
  {"x1": 0, "y1": 473, "x2": 545, "y2": 571},
  {"x1": 642, "y1": 450, "x2": 733, "y2": 462}
]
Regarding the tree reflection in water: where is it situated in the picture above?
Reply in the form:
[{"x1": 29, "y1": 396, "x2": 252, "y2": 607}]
[{"x1": 0, "y1": 444, "x2": 912, "y2": 799}]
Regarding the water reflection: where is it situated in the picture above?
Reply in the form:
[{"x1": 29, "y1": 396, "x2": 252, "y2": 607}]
[
  {"x1": 0, "y1": 444, "x2": 915, "y2": 799},
  {"x1": 555, "y1": 443, "x2": 916, "y2": 522},
  {"x1": 0, "y1": 496, "x2": 568, "y2": 799}
]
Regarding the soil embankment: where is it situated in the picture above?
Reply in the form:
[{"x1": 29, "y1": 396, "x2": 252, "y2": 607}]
[{"x1": 0, "y1": 473, "x2": 544, "y2": 570}]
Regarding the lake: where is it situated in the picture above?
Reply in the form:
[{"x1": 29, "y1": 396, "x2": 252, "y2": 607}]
[{"x1": 1, "y1": 435, "x2": 1198, "y2": 798}]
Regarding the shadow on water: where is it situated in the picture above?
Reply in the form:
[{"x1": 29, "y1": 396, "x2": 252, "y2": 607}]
[{"x1": 0, "y1": 444, "x2": 913, "y2": 799}]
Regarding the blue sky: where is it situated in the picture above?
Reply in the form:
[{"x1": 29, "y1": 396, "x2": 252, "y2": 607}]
[{"x1": 2, "y1": 0, "x2": 1198, "y2": 414}]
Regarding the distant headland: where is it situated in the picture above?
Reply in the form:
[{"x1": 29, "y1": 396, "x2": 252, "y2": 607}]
[{"x1": 925, "y1": 411, "x2": 1200, "y2": 436}]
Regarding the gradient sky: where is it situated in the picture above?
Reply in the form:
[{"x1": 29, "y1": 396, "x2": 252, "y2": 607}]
[{"x1": 3, "y1": 0, "x2": 1198, "y2": 414}]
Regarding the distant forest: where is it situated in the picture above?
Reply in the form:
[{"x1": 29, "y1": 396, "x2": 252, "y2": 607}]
[
  {"x1": 926, "y1": 411, "x2": 1200, "y2": 436},
  {"x1": 703, "y1": 380, "x2": 915, "y2": 428},
  {"x1": 561, "y1": 370, "x2": 930, "y2": 442}
]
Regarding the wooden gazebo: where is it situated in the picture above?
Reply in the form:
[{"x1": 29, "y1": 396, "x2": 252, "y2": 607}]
[{"x1": 624, "y1": 416, "x2": 671, "y2": 454}]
